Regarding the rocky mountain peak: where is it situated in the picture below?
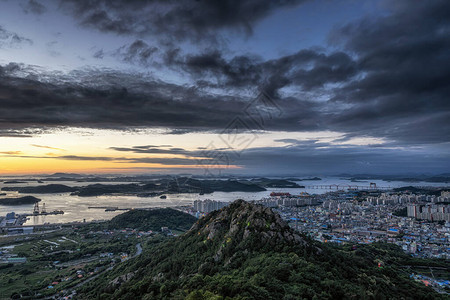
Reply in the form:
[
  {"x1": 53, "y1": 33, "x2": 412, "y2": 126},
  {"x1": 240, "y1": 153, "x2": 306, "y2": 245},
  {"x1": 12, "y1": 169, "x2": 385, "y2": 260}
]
[{"x1": 188, "y1": 200, "x2": 307, "y2": 258}]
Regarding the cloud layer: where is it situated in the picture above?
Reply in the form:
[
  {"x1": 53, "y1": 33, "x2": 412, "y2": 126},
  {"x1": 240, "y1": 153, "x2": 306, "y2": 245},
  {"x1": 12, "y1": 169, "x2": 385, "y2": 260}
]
[
  {"x1": 0, "y1": 26, "x2": 33, "y2": 48},
  {"x1": 60, "y1": 0, "x2": 306, "y2": 43},
  {"x1": 0, "y1": 0, "x2": 449, "y2": 174}
]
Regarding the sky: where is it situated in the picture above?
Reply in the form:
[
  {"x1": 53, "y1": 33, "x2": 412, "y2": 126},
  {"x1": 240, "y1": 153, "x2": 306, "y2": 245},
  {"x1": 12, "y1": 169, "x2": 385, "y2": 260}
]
[{"x1": 0, "y1": 0, "x2": 449, "y2": 176}]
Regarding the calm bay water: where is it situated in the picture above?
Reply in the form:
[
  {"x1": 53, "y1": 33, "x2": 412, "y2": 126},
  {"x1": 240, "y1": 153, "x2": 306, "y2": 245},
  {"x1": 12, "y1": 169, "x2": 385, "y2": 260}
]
[{"x1": 0, "y1": 178, "x2": 448, "y2": 225}]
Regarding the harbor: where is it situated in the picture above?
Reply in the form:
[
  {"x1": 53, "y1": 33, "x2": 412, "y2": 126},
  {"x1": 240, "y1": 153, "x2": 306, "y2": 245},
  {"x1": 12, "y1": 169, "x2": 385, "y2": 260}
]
[
  {"x1": 0, "y1": 202, "x2": 65, "y2": 233},
  {"x1": 26, "y1": 202, "x2": 64, "y2": 216}
]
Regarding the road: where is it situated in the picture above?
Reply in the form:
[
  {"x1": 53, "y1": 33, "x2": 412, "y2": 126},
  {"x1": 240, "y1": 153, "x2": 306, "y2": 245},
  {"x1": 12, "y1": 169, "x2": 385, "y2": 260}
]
[
  {"x1": 57, "y1": 256, "x2": 100, "y2": 267},
  {"x1": 133, "y1": 243, "x2": 142, "y2": 257},
  {"x1": 59, "y1": 243, "x2": 143, "y2": 297}
]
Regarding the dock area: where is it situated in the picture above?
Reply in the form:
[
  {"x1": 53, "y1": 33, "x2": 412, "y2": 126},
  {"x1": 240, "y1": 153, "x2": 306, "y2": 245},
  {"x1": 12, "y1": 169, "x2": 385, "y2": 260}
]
[{"x1": 88, "y1": 206, "x2": 132, "y2": 212}]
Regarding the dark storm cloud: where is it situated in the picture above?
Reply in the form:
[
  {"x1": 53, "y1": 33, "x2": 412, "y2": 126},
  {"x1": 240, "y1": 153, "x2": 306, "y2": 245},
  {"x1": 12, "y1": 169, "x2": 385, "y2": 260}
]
[
  {"x1": 1, "y1": 0, "x2": 449, "y2": 149},
  {"x1": 157, "y1": 0, "x2": 449, "y2": 144},
  {"x1": 132, "y1": 145, "x2": 173, "y2": 149},
  {"x1": 165, "y1": 50, "x2": 263, "y2": 89},
  {"x1": 120, "y1": 157, "x2": 212, "y2": 165},
  {"x1": 0, "y1": 127, "x2": 43, "y2": 138},
  {"x1": 0, "y1": 152, "x2": 213, "y2": 166},
  {"x1": 273, "y1": 139, "x2": 330, "y2": 148},
  {"x1": 0, "y1": 26, "x2": 33, "y2": 48},
  {"x1": 110, "y1": 146, "x2": 193, "y2": 156},
  {"x1": 93, "y1": 49, "x2": 104, "y2": 59},
  {"x1": 93, "y1": 40, "x2": 159, "y2": 66},
  {"x1": 166, "y1": 128, "x2": 199, "y2": 135},
  {"x1": 0, "y1": 63, "x2": 319, "y2": 134},
  {"x1": 166, "y1": 48, "x2": 357, "y2": 98},
  {"x1": 238, "y1": 143, "x2": 450, "y2": 174},
  {"x1": 113, "y1": 40, "x2": 158, "y2": 66},
  {"x1": 60, "y1": 0, "x2": 307, "y2": 42},
  {"x1": 109, "y1": 142, "x2": 450, "y2": 173},
  {"x1": 55, "y1": 154, "x2": 214, "y2": 166},
  {"x1": 326, "y1": 0, "x2": 450, "y2": 144},
  {"x1": 110, "y1": 145, "x2": 231, "y2": 160},
  {"x1": 21, "y1": 0, "x2": 47, "y2": 15}
]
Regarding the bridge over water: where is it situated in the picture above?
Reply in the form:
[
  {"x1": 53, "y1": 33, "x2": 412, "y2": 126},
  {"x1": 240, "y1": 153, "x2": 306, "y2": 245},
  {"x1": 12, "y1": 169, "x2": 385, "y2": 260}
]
[
  {"x1": 304, "y1": 184, "x2": 390, "y2": 190},
  {"x1": 303, "y1": 184, "x2": 437, "y2": 190}
]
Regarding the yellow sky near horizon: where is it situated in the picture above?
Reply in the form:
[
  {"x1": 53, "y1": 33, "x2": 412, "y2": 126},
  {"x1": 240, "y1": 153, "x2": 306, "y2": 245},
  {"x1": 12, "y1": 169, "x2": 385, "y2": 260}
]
[
  {"x1": 0, "y1": 128, "x2": 385, "y2": 175},
  {"x1": 0, "y1": 157, "x2": 240, "y2": 175},
  {"x1": 0, "y1": 128, "x2": 240, "y2": 174}
]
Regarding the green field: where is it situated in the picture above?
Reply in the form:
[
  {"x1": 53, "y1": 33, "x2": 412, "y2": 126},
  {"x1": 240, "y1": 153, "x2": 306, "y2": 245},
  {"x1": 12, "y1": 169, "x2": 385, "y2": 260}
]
[
  {"x1": 0, "y1": 208, "x2": 196, "y2": 299},
  {"x1": 0, "y1": 227, "x2": 146, "y2": 299}
]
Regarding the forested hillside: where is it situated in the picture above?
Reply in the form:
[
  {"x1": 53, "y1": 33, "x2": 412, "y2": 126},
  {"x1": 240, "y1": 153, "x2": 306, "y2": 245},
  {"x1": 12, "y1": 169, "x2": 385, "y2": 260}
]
[{"x1": 77, "y1": 200, "x2": 446, "y2": 299}]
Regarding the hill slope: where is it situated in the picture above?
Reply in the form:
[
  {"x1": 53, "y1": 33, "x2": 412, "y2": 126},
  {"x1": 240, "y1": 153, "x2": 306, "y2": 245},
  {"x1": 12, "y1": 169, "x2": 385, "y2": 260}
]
[
  {"x1": 0, "y1": 195, "x2": 41, "y2": 205},
  {"x1": 78, "y1": 200, "x2": 445, "y2": 299},
  {"x1": 107, "y1": 208, "x2": 197, "y2": 231}
]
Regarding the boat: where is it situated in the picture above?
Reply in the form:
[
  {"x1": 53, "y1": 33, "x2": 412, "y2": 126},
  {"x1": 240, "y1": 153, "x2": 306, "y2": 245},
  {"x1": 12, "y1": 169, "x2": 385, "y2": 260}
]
[{"x1": 160, "y1": 195, "x2": 167, "y2": 199}]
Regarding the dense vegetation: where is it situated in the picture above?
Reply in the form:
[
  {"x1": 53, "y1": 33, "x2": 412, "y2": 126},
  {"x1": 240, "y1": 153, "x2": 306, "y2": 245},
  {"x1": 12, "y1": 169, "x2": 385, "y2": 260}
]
[
  {"x1": 0, "y1": 208, "x2": 197, "y2": 298},
  {"x1": 0, "y1": 229, "x2": 139, "y2": 299},
  {"x1": 250, "y1": 178, "x2": 304, "y2": 188},
  {"x1": 1, "y1": 184, "x2": 76, "y2": 193},
  {"x1": 393, "y1": 207, "x2": 408, "y2": 217},
  {"x1": 392, "y1": 186, "x2": 447, "y2": 196},
  {"x1": 350, "y1": 174, "x2": 450, "y2": 183},
  {"x1": 2, "y1": 178, "x2": 266, "y2": 197},
  {"x1": 107, "y1": 208, "x2": 197, "y2": 232},
  {"x1": 77, "y1": 200, "x2": 445, "y2": 300},
  {"x1": 0, "y1": 196, "x2": 41, "y2": 205},
  {"x1": 73, "y1": 183, "x2": 143, "y2": 196},
  {"x1": 163, "y1": 178, "x2": 266, "y2": 193}
]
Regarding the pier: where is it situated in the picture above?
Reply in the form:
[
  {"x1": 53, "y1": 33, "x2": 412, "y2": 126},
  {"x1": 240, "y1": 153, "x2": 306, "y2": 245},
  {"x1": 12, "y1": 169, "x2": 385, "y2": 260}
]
[
  {"x1": 304, "y1": 183, "x2": 389, "y2": 190},
  {"x1": 303, "y1": 184, "x2": 438, "y2": 190},
  {"x1": 88, "y1": 206, "x2": 132, "y2": 212},
  {"x1": 28, "y1": 202, "x2": 64, "y2": 216}
]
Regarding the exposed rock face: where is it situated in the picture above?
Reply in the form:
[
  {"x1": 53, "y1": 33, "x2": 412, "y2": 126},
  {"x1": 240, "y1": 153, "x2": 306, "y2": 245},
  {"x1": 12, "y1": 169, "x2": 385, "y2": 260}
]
[
  {"x1": 106, "y1": 272, "x2": 135, "y2": 293},
  {"x1": 188, "y1": 200, "x2": 309, "y2": 262}
]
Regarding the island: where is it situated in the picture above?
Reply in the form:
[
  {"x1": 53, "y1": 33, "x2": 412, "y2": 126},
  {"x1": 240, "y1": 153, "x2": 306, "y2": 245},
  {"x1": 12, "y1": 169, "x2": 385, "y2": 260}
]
[
  {"x1": 300, "y1": 177, "x2": 322, "y2": 181},
  {"x1": 107, "y1": 208, "x2": 197, "y2": 231},
  {"x1": 1, "y1": 184, "x2": 77, "y2": 194},
  {"x1": 3, "y1": 179, "x2": 266, "y2": 197},
  {"x1": 0, "y1": 196, "x2": 41, "y2": 205},
  {"x1": 348, "y1": 174, "x2": 450, "y2": 183},
  {"x1": 251, "y1": 178, "x2": 304, "y2": 188}
]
